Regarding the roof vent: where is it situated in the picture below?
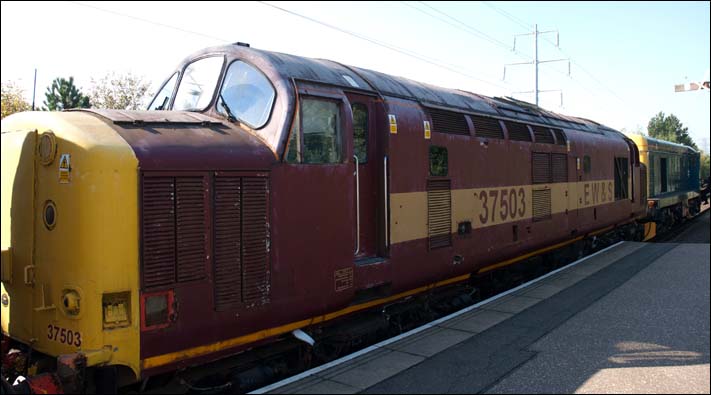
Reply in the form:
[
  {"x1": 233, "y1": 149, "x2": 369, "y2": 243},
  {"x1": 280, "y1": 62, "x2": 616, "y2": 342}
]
[{"x1": 234, "y1": 42, "x2": 250, "y2": 47}]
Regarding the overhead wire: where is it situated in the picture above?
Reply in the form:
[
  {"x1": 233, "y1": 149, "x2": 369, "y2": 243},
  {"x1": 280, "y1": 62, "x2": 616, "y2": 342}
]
[
  {"x1": 67, "y1": 1, "x2": 232, "y2": 43},
  {"x1": 405, "y1": 1, "x2": 528, "y2": 59},
  {"x1": 69, "y1": 0, "x2": 518, "y2": 92},
  {"x1": 402, "y1": 1, "x2": 535, "y2": 65},
  {"x1": 67, "y1": 0, "x2": 624, "y2": 105},
  {"x1": 478, "y1": 0, "x2": 628, "y2": 104},
  {"x1": 543, "y1": 37, "x2": 628, "y2": 103},
  {"x1": 411, "y1": 2, "x2": 574, "y2": 90},
  {"x1": 256, "y1": 1, "x2": 513, "y2": 91},
  {"x1": 61, "y1": 1, "x2": 640, "y2": 126},
  {"x1": 481, "y1": 1, "x2": 531, "y2": 31},
  {"x1": 403, "y1": 1, "x2": 575, "y2": 103},
  {"x1": 69, "y1": 0, "x2": 518, "y2": 93}
]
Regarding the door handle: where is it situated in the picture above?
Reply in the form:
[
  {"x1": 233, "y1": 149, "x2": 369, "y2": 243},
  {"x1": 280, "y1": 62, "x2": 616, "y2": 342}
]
[
  {"x1": 384, "y1": 155, "x2": 389, "y2": 248},
  {"x1": 23, "y1": 265, "x2": 35, "y2": 285},
  {"x1": 354, "y1": 155, "x2": 360, "y2": 255}
]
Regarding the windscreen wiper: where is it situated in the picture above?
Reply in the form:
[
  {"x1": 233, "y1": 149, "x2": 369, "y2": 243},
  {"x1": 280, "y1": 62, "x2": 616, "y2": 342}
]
[
  {"x1": 154, "y1": 96, "x2": 168, "y2": 110},
  {"x1": 219, "y1": 94, "x2": 238, "y2": 123}
]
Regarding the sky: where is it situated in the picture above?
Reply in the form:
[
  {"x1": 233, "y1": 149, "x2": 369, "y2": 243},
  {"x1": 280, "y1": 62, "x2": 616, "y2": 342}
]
[{"x1": 2, "y1": 1, "x2": 709, "y2": 152}]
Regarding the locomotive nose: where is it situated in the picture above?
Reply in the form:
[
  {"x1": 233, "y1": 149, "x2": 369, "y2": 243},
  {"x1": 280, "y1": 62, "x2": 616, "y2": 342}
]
[{"x1": 2, "y1": 110, "x2": 143, "y2": 382}]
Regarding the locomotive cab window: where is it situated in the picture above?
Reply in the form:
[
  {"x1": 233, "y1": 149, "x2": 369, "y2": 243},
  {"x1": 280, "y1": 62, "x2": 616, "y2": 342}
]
[
  {"x1": 583, "y1": 155, "x2": 591, "y2": 173},
  {"x1": 173, "y1": 56, "x2": 224, "y2": 111},
  {"x1": 148, "y1": 72, "x2": 178, "y2": 110},
  {"x1": 286, "y1": 98, "x2": 342, "y2": 164},
  {"x1": 429, "y1": 146, "x2": 448, "y2": 177},
  {"x1": 217, "y1": 60, "x2": 276, "y2": 129},
  {"x1": 352, "y1": 103, "x2": 368, "y2": 163}
]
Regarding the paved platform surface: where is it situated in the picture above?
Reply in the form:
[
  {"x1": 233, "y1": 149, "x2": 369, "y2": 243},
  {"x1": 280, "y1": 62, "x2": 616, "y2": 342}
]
[
  {"x1": 262, "y1": 214, "x2": 710, "y2": 394},
  {"x1": 484, "y1": 242, "x2": 709, "y2": 394}
]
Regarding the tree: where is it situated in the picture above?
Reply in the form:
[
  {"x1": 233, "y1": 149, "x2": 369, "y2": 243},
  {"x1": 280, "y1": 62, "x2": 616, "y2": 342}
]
[
  {"x1": 89, "y1": 72, "x2": 151, "y2": 110},
  {"x1": 647, "y1": 112, "x2": 709, "y2": 182},
  {"x1": 43, "y1": 77, "x2": 90, "y2": 111},
  {"x1": 647, "y1": 111, "x2": 698, "y2": 150},
  {"x1": 701, "y1": 151, "x2": 710, "y2": 181},
  {"x1": 621, "y1": 125, "x2": 645, "y2": 136},
  {"x1": 1, "y1": 81, "x2": 31, "y2": 119}
]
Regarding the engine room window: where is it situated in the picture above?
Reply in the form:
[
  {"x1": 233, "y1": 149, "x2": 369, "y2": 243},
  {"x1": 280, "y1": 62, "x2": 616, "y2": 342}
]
[
  {"x1": 583, "y1": 155, "x2": 592, "y2": 173},
  {"x1": 148, "y1": 72, "x2": 178, "y2": 110},
  {"x1": 352, "y1": 103, "x2": 368, "y2": 163},
  {"x1": 173, "y1": 56, "x2": 224, "y2": 111},
  {"x1": 217, "y1": 61, "x2": 276, "y2": 129},
  {"x1": 286, "y1": 98, "x2": 342, "y2": 164},
  {"x1": 429, "y1": 146, "x2": 448, "y2": 177}
]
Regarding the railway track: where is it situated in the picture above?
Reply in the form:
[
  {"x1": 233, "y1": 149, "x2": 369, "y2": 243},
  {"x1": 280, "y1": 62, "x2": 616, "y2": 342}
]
[{"x1": 652, "y1": 204, "x2": 709, "y2": 243}]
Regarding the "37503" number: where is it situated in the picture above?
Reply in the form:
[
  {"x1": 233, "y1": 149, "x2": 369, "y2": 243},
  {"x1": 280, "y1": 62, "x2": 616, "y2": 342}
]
[
  {"x1": 477, "y1": 187, "x2": 526, "y2": 224},
  {"x1": 47, "y1": 324, "x2": 82, "y2": 347}
]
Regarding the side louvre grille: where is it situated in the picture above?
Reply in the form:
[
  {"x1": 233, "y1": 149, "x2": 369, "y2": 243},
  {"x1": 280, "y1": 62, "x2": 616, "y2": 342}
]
[
  {"x1": 505, "y1": 121, "x2": 532, "y2": 142},
  {"x1": 471, "y1": 115, "x2": 504, "y2": 139},
  {"x1": 141, "y1": 172, "x2": 270, "y2": 311},
  {"x1": 176, "y1": 177, "x2": 207, "y2": 283},
  {"x1": 142, "y1": 176, "x2": 208, "y2": 288},
  {"x1": 213, "y1": 176, "x2": 270, "y2": 310},
  {"x1": 551, "y1": 154, "x2": 568, "y2": 183},
  {"x1": 427, "y1": 179, "x2": 452, "y2": 249},
  {"x1": 532, "y1": 189, "x2": 552, "y2": 221},
  {"x1": 241, "y1": 177, "x2": 270, "y2": 305},
  {"x1": 532, "y1": 152, "x2": 552, "y2": 184},
  {"x1": 552, "y1": 128, "x2": 567, "y2": 145},
  {"x1": 532, "y1": 126, "x2": 555, "y2": 144},
  {"x1": 142, "y1": 177, "x2": 176, "y2": 288},
  {"x1": 213, "y1": 177, "x2": 242, "y2": 311},
  {"x1": 427, "y1": 108, "x2": 469, "y2": 135}
]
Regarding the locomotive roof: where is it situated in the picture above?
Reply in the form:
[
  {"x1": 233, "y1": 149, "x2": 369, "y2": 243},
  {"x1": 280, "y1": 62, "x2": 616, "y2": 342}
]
[
  {"x1": 626, "y1": 133, "x2": 699, "y2": 154},
  {"x1": 198, "y1": 43, "x2": 624, "y2": 137}
]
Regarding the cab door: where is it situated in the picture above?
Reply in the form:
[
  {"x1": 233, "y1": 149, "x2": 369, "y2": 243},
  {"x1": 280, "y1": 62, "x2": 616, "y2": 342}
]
[
  {"x1": 346, "y1": 93, "x2": 384, "y2": 262},
  {"x1": 276, "y1": 88, "x2": 355, "y2": 310}
]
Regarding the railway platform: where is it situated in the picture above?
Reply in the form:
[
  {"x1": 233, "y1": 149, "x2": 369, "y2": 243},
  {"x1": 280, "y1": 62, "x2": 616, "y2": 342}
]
[{"x1": 256, "y1": 211, "x2": 710, "y2": 394}]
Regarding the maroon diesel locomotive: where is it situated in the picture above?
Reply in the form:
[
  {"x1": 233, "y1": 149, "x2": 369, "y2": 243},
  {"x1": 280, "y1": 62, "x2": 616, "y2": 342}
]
[
  {"x1": 133, "y1": 42, "x2": 646, "y2": 380},
  {"x1": 0, "y1": 42, "x2": 650, "y2": 392}
]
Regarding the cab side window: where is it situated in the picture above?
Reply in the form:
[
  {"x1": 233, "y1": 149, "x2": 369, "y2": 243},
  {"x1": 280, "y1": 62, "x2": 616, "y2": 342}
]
[
  {"x1": 286, "y1": 98, "x2": 342, "y2": 164},
  {"x1": 352, "y1": 103, "x2": 368, "y2": 163},
  {"x1": 147, "y1": 73, "x2": 178, "y2": 110}
]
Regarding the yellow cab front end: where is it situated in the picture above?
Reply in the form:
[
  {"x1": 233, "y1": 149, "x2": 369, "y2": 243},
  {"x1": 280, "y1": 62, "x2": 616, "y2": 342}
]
[
  {"x1": 1, "y1": 111, "x2": 141, "y2": 388},
  {"x1": 626, "y1": 134, "x2": 656, "y2": 240}
]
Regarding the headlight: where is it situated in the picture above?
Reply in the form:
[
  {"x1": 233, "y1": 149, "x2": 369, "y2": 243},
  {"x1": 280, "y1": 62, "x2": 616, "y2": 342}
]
[
  {"x1": 141, "y1": 290, "x2": 174, "y2": 331},
  {"x1": 62, "y1": 290, "x2": 81, "y2": 315}
]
